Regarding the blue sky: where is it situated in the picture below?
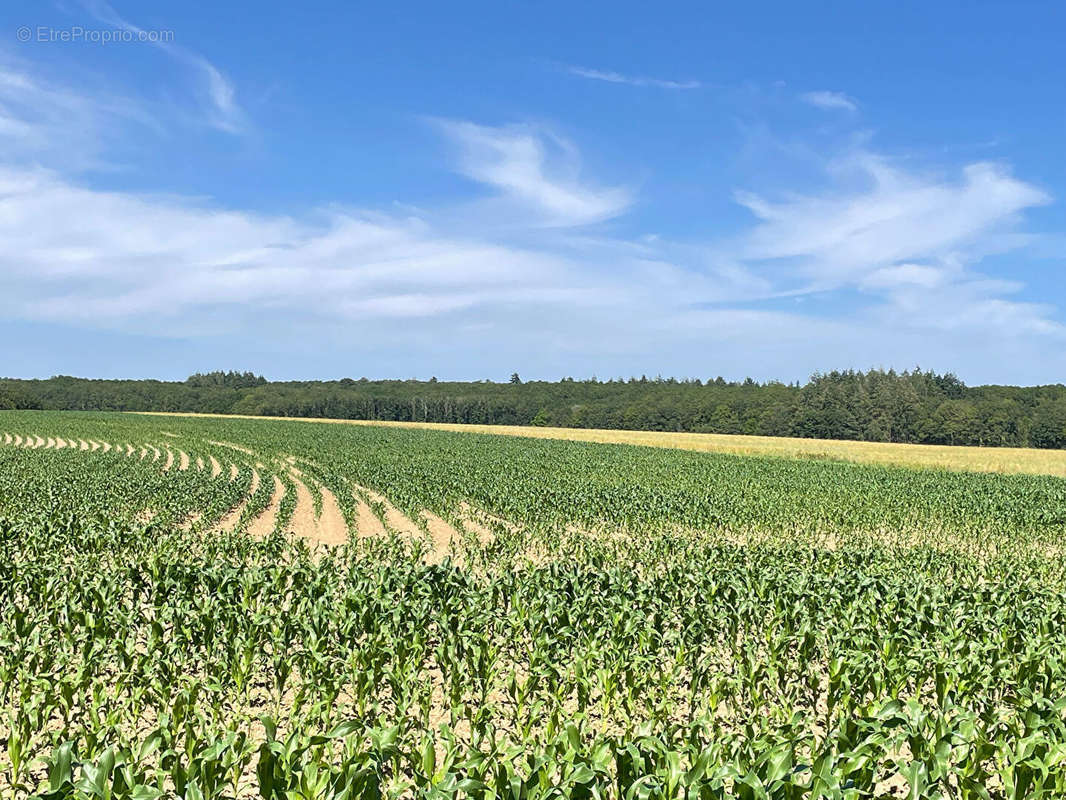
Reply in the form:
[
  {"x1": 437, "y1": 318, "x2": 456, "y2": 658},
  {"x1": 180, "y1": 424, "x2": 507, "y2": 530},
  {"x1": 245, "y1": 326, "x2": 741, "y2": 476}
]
[{"x1": 1, "y1": 1, "x2": 1064, "y2": 383}]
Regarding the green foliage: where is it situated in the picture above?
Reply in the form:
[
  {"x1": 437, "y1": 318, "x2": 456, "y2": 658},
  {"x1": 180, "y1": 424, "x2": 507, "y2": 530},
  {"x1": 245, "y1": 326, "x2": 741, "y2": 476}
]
[
  {"x1": 185, "y1": 372, "x2": 268, "y2": 390},
  {"x1": 3, "y1": 369, "x2": 1066, "y2": 448},
  {"x1": 1, "y1": 410, "x2": 1066, "y2": 798},
  {"x1": 1030, "y1": 400, "x2": 1066, "y2": 449}
]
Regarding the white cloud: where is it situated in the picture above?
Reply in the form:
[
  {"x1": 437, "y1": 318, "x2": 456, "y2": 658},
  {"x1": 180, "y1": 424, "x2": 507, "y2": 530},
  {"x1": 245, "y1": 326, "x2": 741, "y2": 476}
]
[
  {"x1": 872, "y1": 278, "x2": 1065, "y2": 338},
  {"x1": 861, "y1": 263, "x2": 946, "y2": 289},
  {"x1": 567, "y1": 66, "x2": 701, "y2": 90},
  {"x1": 3, "y1": 145, "x2": 1057, "y2": 377},
  {"x1": 435, "y1": 120, "x2": 633, "y2": 226},
  {"x1": 733, "y1": 153, "x2": 1059, "y2": 339},
  {"x1": 800, "y1": 90, "x2": 858, "y2": 112},
  {"x1": 0, "y1": 58, "x2": 1061, "y2": 382},
  {"x1": 0, "y1": 59, "x2": 158, "y2": 169},
  {"x1": 79, "y1": 0, "x2": 246, "y2": 134},
  {"x1": 0, "y1": 164, "x2": 645, "y2": 334},
  {"x1": 737, "y1": 155, "x2": 1049, "y2": 282}
]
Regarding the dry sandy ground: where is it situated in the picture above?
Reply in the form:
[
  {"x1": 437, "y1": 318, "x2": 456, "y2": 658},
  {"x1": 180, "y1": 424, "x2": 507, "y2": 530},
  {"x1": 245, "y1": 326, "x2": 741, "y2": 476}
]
[
  {"x1": 130, "y1": 411, "x2": 1066, "y2": 478},
  {"x1": 248, "y1": 474, "x2": 285, "y2": 539},
  {"x1": 286, "y1": 473, "x2": 344, "y2": 545}
]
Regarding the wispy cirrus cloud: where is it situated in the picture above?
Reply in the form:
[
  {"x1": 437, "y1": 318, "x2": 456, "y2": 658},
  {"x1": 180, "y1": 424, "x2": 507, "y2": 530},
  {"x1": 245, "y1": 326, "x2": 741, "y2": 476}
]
[
  {"x1": 434, "y1": 119, "x2": 633, "y2": 226},
  {"x1": 800, "y1": 90, "x2": 858, "y2": 111},
  {"x1": 567, "y1": 65, "x2": 701, "y2": 90},
  {"x1": 0, "y1": 165, "x2": 580, "y2": 326},
  {"x1": 0, "y1": 56, "x2": 1061, "y2": 382},
  {"x1": 737, "y1": 155, "x2": 1049, "y2": 282},
  {"x1": 735, "y1": 153, "x2": 1058, "y2": 337},
  {"x1": 78, "y1": 0, "x2": 246, "y2": 134},
  {"x1": 0, "y1": 57, "x2": 159, "y2": 169}
]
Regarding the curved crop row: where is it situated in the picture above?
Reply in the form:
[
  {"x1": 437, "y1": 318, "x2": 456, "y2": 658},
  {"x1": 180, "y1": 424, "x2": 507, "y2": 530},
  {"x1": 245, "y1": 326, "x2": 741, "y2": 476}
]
[{"x1": 0, "y1": 410, "x2": 1065, "y2": 798}]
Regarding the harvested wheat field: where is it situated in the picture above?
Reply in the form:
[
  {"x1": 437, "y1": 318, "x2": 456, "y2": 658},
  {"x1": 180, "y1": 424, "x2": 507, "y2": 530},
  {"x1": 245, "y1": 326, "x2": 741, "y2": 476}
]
[{"x1": 133, "y1": 410, "x2": 1066, "y2": 478}]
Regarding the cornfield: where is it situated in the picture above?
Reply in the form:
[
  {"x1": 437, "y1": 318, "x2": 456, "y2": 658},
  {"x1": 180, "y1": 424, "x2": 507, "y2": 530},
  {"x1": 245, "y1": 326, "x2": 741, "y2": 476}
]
[{"x1": 2, "y1": 410, "x2": 1066, "y2": 799}]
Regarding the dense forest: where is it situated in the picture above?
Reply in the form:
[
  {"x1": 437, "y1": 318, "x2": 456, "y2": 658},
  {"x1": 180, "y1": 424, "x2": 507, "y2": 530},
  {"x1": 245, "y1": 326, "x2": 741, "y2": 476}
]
[{"x1": 2, "y1": 368, "x2": 1065, "y2": 449}]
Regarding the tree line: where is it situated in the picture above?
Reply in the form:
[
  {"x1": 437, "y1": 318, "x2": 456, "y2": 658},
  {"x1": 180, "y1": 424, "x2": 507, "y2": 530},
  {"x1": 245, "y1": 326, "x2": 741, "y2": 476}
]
[{"x1": 1, "y1": 368, "x2": 1065, "y2": 449}]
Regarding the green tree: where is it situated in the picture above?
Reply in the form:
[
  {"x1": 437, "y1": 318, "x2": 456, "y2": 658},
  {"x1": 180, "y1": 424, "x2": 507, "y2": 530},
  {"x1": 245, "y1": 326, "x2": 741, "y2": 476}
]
[
  {"x1": 708, "y1": 404, "x2": 742, "y2": 434},
  {"x1": 1031, "y1": 400, "x2": 1066, "y2": 449},
  {"x1": 927, "y1": 400, "x2": 980, "y2": 445}
]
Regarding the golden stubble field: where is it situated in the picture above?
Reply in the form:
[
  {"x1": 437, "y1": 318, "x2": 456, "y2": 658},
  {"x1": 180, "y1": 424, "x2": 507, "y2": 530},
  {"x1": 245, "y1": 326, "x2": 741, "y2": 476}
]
[{"x1": 133, "y1": 411, "x2": 1066, "y2": 478}]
